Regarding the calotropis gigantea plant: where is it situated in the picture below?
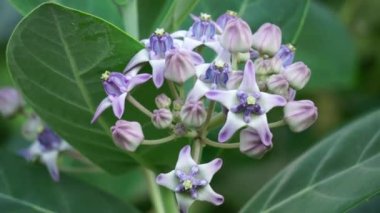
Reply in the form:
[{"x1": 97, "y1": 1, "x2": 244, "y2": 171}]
[{"x1": 89, "y1": 11, "x2": 318, "y2": 212}]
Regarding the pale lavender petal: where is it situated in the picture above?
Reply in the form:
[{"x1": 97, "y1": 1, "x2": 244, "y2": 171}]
[
  {"x1": 195, "y1": 63, "x2": 210, "y2": 78},
  {"x1": 111, "y1": 93, "x2": 127, "y2": 119},
  {"x1": 215, "y1": 49, "x2": 231, "y2": 64},
  {"x1": 239, "y1": 60, "x2": 259, "y2": 93},
  {"x1": 188, "y1": 50, "x2": 204, "y2": 65},
  {"x1": 176, "y1": 193, "x2": 195, "y2": 213},
  {"x1": 41, "y1": 151, "x2": 60, "y2": 182},
  {"x1": 205, "y1": 90, "x2": 237, "y2": 109},
  {"x1": 186, "y1": 80, "x2": 209, "y2": 102},
  {"x1": 124, "y1": 49, "x2": 150, "y2": 72},
  {"x1": 171, "y1": 30, "x2": 188, "y2": 38},
  {"x1": 125, "y1": 64, "x2": 143, "y2": 77},
  {"x1": 175, "y1": 145, "x2": 197, "y2": 170},
  {"x1": 204, "y1": 40, "x2": 223, "y2": 54},
  {"x1": 19, "y1": 141, "x2": 41, "y2": 161},
  {"x1": 218, "y1": 112, "x2": 246, "y2": 142},
  {"x1": 198, "y1": 185, "x2": 224, "y2": 206},
  {"x1": 258, "y1": 92, "x2": 286, "y2": 113},
  {"x1": 91, "y1": 97, "x2": 112, "y2": 123},
  {"x1": 248, "y1": 115, "x2": 273, "y2": 146},
  {"x1": 226, "y1": 71, "x2": 243, "y2": 90},
  {"x1": 183, "y1": 37, "x2": 203, "y2": 51},
  {"x1": 149, "y1": 59, "x2": 166, "y2": 88},
  {"x1": 156, "y1": 170, "x2": 177, "y2": 191},
  {"x1": 198, "y1": 158, "x2": 223, "y2": 182},
  {"x1": 126, "y1": 73, "x2": 152, "y2": 91}
]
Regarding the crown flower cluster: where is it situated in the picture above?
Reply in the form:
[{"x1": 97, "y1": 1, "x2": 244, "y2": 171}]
[{"x1": 90, "y1": 11, "x2": 318, "y2": 212}]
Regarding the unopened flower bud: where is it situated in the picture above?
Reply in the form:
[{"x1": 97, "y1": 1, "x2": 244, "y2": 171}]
[
  {"x1": 240, "y1": 127, "x2": 272, "y2": 159},
  {"x1": 275, "y1": 44, "x2": 296, "y2": 67},
  {"x1": 165, "y1": 48, "x2": 203, "y2": 83},
  {"x1": 152, "y1": 109, "x2": 173, "y2": 129},
  {"x1": 0, "y1": 87, "x2": 24, "y2": 118},
  {"x1": 255, "y1": 58, "x2": 282, "y2": 75},
  {"x1": 252, "y1": 23, "x2": 282, "y2": 56},
  {"x1": 174, "y1": 123, "x2": 187, "y2": 136},
  {"x1": 220, "y1": 18, "x2": 252, "y2": 53},
  {"x1": 284, "y1": 100, "x2": 318, "y2": 132},
  {"x1": 266, "y1": 74, "x2": 289, "y2": 97},
  {"x1": 283, "y1": 62, "x2": 311, "y2": 90},
  {"x1": 180, "y1": 101, "x2": 207, "y2": 127},
  {"x1": 155, "y1": 93, "x2": 171, "y2": 109},
  {"x1": 111, "y1": 120, "x2": 144, "y2": 152},
  {"x1": 22, "y1": 114, "x2": 44, "y2": 140},
  {"x1": 173, "y1": 99, "x2": 183, "y2": 111},
  {"x1": 216, "y1": 10, "x2": 238, "y2": 29},
  {"x1": 286, "y1": 88, "x2": 296, "y2": 101}
]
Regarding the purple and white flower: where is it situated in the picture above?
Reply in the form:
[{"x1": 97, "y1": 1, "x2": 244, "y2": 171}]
[
  {"x1": 156, "y1": 145, "x2": 224, "y2": 213},
  {"x1": 20, "y1": 127, "x2": 71, "y2": 181},
  {"x1": 172, "y1": 13, "x2": 223, "y2": 54},
  {"x1": 111, "y1": 120, "x2": 144, "y2": 152},
  {"x1": 220, "y1": 17, "x2": 253, "y2": 53},
  {"x1": 284, "y1": 100, "x2": 318, "y2": 132},
  {"x1": 187, "y1": 60, "x2": 232, "y2": 101},
  {"x1": 205, "y1": 60, "x2": 286, "y2": 143},
  {"x1": 180, "y1": 101, "x2": 207, "y2": 127},
  {"x1": 274, "y1": 44, "x2": 296, "y2": 67},
  {"x1": 152, "y1": 108, "x2": 173, "y2": 129},
  {"x1": 252, "y1": 23, "x2": 282, "y2": 56},
  {"x1": 124, "y1": 28, "x2": 181, "y2": 88},
  {"x1": 91, "y1": 71, "x2": 151, "y2": 123}
]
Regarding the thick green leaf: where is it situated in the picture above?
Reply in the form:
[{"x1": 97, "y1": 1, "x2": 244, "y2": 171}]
[
  {"x1": 9, "y1": 0, "x2": 124, "y2": 28},
  {"x1": 0, "y1": 151, "x2": 139, "y2": 212},
  {"x1": 6, "y1": 3, "x2": 184, "y2": 173},
  {"x1": 240, "y1": 109, "x2": 380, "y2": 212}
]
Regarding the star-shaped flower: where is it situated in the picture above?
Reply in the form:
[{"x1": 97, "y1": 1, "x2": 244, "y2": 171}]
[
  {"x1": 20, "y1": 127, "x2": 71, "y2": 181},
  {"x1": 205, "y1": 60, "x2": 286, "y2": 144},
  {"x1": 91, "y1": 71, "x2": 151, "y2": 123},
  {"x1": 156, "y1": 145, "x2": 224, "y2": 213}
]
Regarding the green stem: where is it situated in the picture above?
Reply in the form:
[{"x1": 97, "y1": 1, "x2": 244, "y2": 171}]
[
  {"x1": 143, "y1": 169, "x2": 165, "y2": 213},
  {"x1": 291, "y1": 0, "x2": 311, "y2": 45},
  {"x1": 232, "y1": 53, "x2": 239, "y2": 70},
  {"x1": 127, "y1": 95, "x2": 153, "y2": 117},
  {"x1": 114, "y1": 0, "x2": 139, "y2": 38},
  {"x1": 202, "y1": 138, "x2": 240, "y2": 149},
  {"x1": 207, "y1": 113, "x2": 226, "y2": 130},
  {"x1": 269, "y1": 119, "x2": 286, "y2": 128},
  {"x1": 168, "y1": 81, "x2": 180, "y2": 100},
  {"x1": 142, "y1": 134, "x2": 176, "y2": 145},
  {"x1": 192, "y1": 139, "x2": 203, "y2": 163}
]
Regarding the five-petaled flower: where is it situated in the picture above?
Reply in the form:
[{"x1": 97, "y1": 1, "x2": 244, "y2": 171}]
[
  {"x1": 206, "y1": 60, "x2": 286, "y2": 144},
  {"x1": 91, "y1": 71, "x2": 151, "y2": 123},
  {"x1": 156, "y1": 145, "x2": 224, "y2": 213},
  {"x1": 20, "y1": 127, "x2": 71, "y2": 181}
]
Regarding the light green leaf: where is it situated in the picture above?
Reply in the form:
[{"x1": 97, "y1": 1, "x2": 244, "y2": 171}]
[
  {"x1": 0, "y1": 151, "x2": 139, "y2": 212},
  {"x1": 240, "y1": 109, "x2": 380, "y2": 212},
  {"x1": 6, "y1": 3, "x2": 183, "y2": 173}
]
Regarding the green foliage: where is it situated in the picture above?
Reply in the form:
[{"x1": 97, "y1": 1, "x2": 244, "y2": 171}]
[
  {"x1": 0, "y1": 150, "x2": 139, "y2": 212},
  {"x1": 241, "y1": 109, "x2": 380, "y2": 212}
]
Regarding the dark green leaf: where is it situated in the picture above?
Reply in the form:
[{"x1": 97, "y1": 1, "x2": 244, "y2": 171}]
[
  {"x1": 6, "y1": 3, "x2": 183, "y2": 173},
  {"x1": 0, "y1": 151, "x2": 139, "y2": 212},
  {"x1": 240, "y1": 109, "x2": 380, "y2": 212}
]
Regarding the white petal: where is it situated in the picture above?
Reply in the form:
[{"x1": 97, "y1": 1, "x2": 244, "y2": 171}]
[
  {"x1": 248, "y1": 115, "x2": 273, "y2": 146},
  {"x1": 195, "y1": 63, "x2": 210, "y2": 78},
  {"x1": 239, "y1": 60, "x2": 260, "y2": 93},
  {"x1": 20, "y1": 141, "x2": 42, "y2": 161},
  {"x1": 156, "y1": 170, "x2": 177, "y2": 191},
  {"x1": 218, "y1": 112, "x2": 246, "y2": 142},
  {"x1": 198, "y1": 185, "x2": 224, "y2": 206},
  {"x1": 175, "y1": 145, "x2": 197, "y2": 171},
  {"x1": 176, "y1": 193, "x2": 195, "y2": 213},
  {"x1": 149, "y1": 59, "x2": 166, "y2": 88},
  {"x1": 59, "y1": 140, "x2": 71, "y2": 151},
  {"x1": 198, "y1": 158, "x2": 223, "y2": 182},
  {"x1": 91, "y1": 97, "x2": 112, "y2": 123},
  {"x1": 183, "y1": 37, "x2": 202, "y2": 50},
  {"x1": 110, "y1": 93, "x2": 127, "y2": 119},
  {"x1": 124, "y1": 49, "x2": 150, "y2": 72},
  {"x1": 258, "y1": 92, "x2": 286, "y2": 113},
  {"x1": 186, "y1": 80, "x2": 209, "y2": 102},
  {"x1": 205, "y1": 90, "x2": 237, "y2": 109},
  {"x1": 41, "y1": 151, "x2": 60, "y2": 181},
  {"x1": 171, "y1": 30, "x2": 188, "y2": 38}
]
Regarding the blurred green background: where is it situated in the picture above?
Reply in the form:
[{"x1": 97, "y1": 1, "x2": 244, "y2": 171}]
[{"x1": 0, "y1": 0, "x2": 379, "y2": 212}]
